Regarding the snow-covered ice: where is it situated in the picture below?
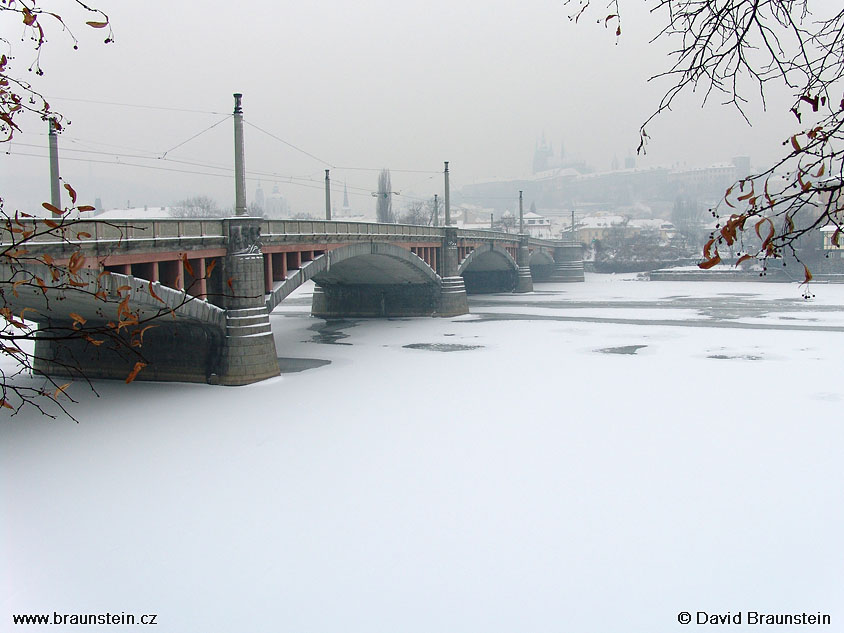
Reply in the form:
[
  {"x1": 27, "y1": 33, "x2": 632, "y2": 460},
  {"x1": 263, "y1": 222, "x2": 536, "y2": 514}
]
[{"x1": 2, "y1": 274, "x2": 843, "y2": 632}]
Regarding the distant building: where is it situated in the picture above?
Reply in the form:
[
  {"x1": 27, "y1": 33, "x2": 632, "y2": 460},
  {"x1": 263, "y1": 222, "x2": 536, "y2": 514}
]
[
  {"x1": 667, "y1": 163, "x2": 737, "y2": 198},
  {"x1": 576, "y1": 214, "x2": 629, "y2": 243},
  {"x1": 254, "y1": 182, "x2": 266, "y2": 213},
  {"x1": 732, "y1": 156, "x2": 751, "y2": 180},
  {"x1": 522, "y1": 211, "x2": 553, "y2": 238},
  {"x1": 629, "y1": 218, "x2": 678, "y2": 241},
  {"x1": 265, "y1": 184, "x2": 289, "y2": 218},
  {"x1": 462, "y1": 141, "x2": 748, "y2": 218},
  {"x1": 533, "y1": 135, "x2": 557, "y2": 174},
  {"x1": 340, "y1": 182, "x2": 352, "y2": 216}
]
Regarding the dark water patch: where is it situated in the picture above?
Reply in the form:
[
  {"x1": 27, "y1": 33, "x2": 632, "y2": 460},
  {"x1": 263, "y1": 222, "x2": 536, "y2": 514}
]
[
  {"x1": 707, "y1": 354, "x2": 762, "y2": 361},
  {"x1": 597, "y1": 345, "x2": 648, "y2": 355},
  {"x1": 697, "y1": 308, "x2": 768, "y2": 320},
  {"x1": 458, "y1": 311, "x2": 844, "y2": 332},
  {"x1": 308, "y1": 320, "x2": 359, "y2": 345},
  {"x1": 277, "y1": 357, "x2": 332, "y2": 373},
  {"x1": 403, "y1": 343, "x2": 483, "y2": 352}
]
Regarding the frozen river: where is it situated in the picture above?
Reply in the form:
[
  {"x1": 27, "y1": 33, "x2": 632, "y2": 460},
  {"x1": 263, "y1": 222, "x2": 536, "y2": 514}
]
[{"x1": 3, "y1": 274, "x2": 843, "y2": 632}]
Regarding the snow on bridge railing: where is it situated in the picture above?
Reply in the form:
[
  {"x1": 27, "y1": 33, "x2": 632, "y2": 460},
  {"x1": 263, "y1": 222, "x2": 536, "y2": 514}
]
[
  {"x1": 529, "y1": 237, "x2": 563, "y2": 247},
  {"x1": 1, "y1": 216, "x2": 574, "y2": 249},
  {"x1": 456, "y1": 229, "x2": 519, "y2": 241},
  {"x1": 262, "y1": 220, "x2": 443, "y2": 238},
  {"x1": 0, "y1": 218, "x2": 226, "y2": 245}
]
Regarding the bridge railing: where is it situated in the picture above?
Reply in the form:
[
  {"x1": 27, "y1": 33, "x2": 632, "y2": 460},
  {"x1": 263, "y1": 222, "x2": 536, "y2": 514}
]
[
  {"x1": 528, "y1": 237, "x2": 565, "y2": 248},
  {"x1": 0, "y1": 218, "x2": 226, "y2": 245},
  {"x1": 457, "y1": 229, "x2": 520, "y2": 242},
  {"x1": 1, "y1": 216, "x2": 576, "y2": 250},
  {"x1": 263, "y1": 220, "x2": 444, "y2": 238}
]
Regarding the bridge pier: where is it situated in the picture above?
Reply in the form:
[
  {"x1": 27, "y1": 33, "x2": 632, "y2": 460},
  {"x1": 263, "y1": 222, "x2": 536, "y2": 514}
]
[
  {"x1": 33, "y1": 320, "x2": 222, "y2": 383},
  {"x1": 549, "y1": 243, "x2": 585, "y2": 282},
  {"x1": 216, "y1": 220, "x2": 280, "y2": 386},
  {"x1": 438, "y1": 227, "x2": 469, "y2": 316},
  {"x1": 529, "y1": 260, "x2": 555, "y2": 281},
  {"x1": 514, "y1": 235, "x2": 534, "y2": 293}
]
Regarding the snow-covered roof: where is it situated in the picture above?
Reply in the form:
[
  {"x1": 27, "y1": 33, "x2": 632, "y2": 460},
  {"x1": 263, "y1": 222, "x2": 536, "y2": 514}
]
[
  {"x1": 532, "y1": 167, "x2": 581, "y2": 181},
  {"x1": 669, "y1": 163, "x2": 735, "y2": 174},
  {"x1": 523, "y1": 211, "x2": 548, "y2": 220},
  {"x1": 629, "y1": 218, "x2": 675, "y2": 230},
  {"x1": 576, "y1": 166, "x2": 671, "y2": 180},
  {"x1": 579, "y1": 214, "x2": 627, "y2": 228}
]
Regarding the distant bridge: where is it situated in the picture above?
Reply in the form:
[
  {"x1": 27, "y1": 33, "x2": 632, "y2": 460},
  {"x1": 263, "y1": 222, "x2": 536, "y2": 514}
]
[{"x1": 3, "y1": 217, "x2": 583, "y2": 385}]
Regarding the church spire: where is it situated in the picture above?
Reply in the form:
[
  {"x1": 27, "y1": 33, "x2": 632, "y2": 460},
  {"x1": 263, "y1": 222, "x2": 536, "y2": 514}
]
[{"x1": 341, "y1": 181, "x2": 352, "y2": 216}]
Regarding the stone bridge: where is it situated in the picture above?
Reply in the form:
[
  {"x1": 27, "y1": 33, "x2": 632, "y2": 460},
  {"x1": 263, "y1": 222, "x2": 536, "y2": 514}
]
[{"x1": 3, "y1": 217, "x2": 583, "y2": 386}]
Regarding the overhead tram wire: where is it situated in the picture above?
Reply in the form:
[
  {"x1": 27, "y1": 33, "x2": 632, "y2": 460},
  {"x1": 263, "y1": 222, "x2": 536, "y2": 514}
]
[
  {"x1": 10, "y1": 141, "x2": 225, "y2": 167},
  {"x1": 6, "y1": 150, "x2": 383, "y2": 198},
  {"x1": 20, "y1": 108, "x2": 447, "y2": 200},
  {"x1": 159, "y1": 115, "x2": 232, "y2": 158},
  {"x1": 47, "y1": 96, "x2": 227, "y2": 116},
  {"x1": 9, "y1": 141, "x2": 236, "y2": 177},
  {"x1": 28, "y1": 133, "x2": 166, "y2": 157},
  {"x1": 36, "y1": 108, "x2": 443, "y2": 180},
  {"x1": 7, "y1": 150, "x2": 237, "y2": 180},
  {"x1": 35, "y1": 104, "x2": 445, "y2": 178},
  {"x1": 333, "y1": 166, "x2": 440, "y2": 174},
  {"x1": 243, "y1": 119, "x2": 441, "y2": 176},
  {"x1": 244, "y1": 120, "x2": 334, "y2": 168},
  {"x1": 8, "y1": 141, "x2": 382, "y2": 194}
]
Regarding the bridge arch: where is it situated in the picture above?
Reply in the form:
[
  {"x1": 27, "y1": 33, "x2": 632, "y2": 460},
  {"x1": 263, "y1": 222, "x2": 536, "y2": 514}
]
[
  {"x1": 457, "y1": 243, "x2": 518, "y2": 294},
  {"x1": 528, "y1": 249, "x2": 555, "y2": 281},
  {"x1": 0, "y1": 263, "x2": 228, "y2": 384},
  {"x1": 0, "y1": 264, "x2": 226, "y2": 330},
  {"x1": 266, "y1": 241, "x2": 441, "y2": 317}
]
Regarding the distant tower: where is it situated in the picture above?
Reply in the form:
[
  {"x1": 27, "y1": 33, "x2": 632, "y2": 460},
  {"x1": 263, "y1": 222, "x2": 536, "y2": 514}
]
[
  {"x1": 254, "y1": 181, "x2": 265, "y2": 212},
  {"x1": 732, "y1": 156, "x2": 751, "y2": 179},
  {"x1": 532, "y1": 134, "x2": 554, "y2": 174},
  {"x1": 266, "y1": 184, "x2": 288, "y2": 217},
  {"x1": 341, "y1": 182, "x2": 352, "y2": 216}
]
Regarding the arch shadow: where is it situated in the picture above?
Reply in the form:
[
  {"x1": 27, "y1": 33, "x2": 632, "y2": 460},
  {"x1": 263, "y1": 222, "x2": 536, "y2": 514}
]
[
  {"x1": 266, "y1": 242, "x2": 442, "y2": 317},
  {"x1": 529, "y1": 249, "x2": 556, "y2": 282},
  {"x1": 457, "y1": 243, "x2": 518, "y2": 294}
]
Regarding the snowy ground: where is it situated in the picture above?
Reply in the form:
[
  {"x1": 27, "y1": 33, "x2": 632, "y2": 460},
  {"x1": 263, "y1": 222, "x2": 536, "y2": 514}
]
[{"x1": 2, "y1": 274, "x2": 843, "y2": 632}]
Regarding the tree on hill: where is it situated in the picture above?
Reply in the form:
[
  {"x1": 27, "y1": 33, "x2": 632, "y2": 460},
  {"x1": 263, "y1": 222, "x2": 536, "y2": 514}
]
[
  {"x1": 397, "y1": 199, "x2": 436, "y2": 226},
  {"x1": 170, "y1": 196, "x2": 225, "y2": 218},
  {"x1": 375, "y1": 169, "x2": 395, "y2": 223},
  {"x1": 568, "y1": 0, "x2": 843, "y2": 279}
]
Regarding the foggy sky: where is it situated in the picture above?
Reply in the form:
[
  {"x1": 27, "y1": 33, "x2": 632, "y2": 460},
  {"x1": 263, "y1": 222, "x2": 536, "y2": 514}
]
[{"x1": 1, "y1": 0, "x2": 799, "y2": 215}]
